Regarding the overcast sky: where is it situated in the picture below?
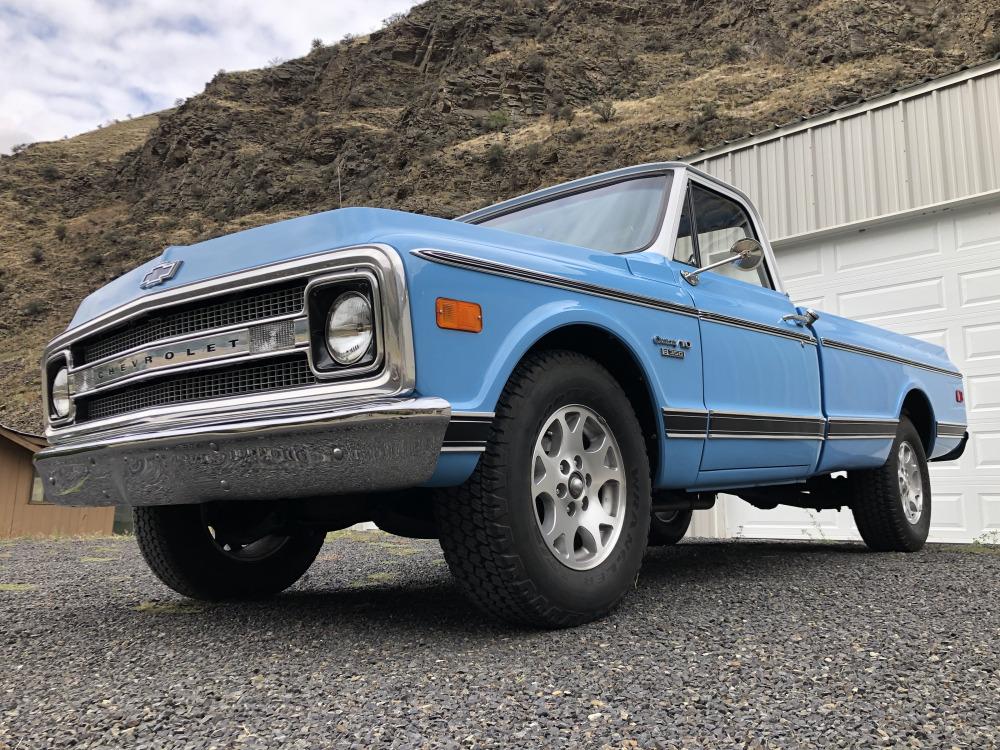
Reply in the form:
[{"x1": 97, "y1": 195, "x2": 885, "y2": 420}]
[{"x1": 0, "y1": 0, "x2": 421, "y2": 154}]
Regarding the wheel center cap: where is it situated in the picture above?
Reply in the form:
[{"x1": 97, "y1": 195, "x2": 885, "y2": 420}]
[{"x1": 568, "y1": 474, "x2": 585, "y2": 499}]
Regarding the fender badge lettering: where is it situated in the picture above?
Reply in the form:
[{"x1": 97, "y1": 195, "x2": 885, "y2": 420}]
[{"x1": 654, "y1": 335, "x2": 692, "y2": 359}]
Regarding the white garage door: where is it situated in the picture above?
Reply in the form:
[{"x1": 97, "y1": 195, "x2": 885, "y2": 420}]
[{"x1": 721, "y1": 197, "x2": 1000, "y2": 544}]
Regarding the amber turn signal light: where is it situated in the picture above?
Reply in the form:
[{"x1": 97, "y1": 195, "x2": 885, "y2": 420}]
[{"x1": 436, "y1": 297, "x2": 483, "y2": 333}]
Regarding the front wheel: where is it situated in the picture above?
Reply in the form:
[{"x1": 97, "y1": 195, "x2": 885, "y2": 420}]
[
  {"x1": 134, "y1": 503, "x2": 326, "y2": 600},
  {"x1": 850, "y1": 416, "x2": 931, "y2": 552},
  {"x1": 435, "y1": 350, "x2": 651, "y2": 628}
]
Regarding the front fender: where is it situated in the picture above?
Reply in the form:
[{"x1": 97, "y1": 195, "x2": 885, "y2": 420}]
[{"x1": 402, "y1": 249, "x2": 706, "y2": 488}]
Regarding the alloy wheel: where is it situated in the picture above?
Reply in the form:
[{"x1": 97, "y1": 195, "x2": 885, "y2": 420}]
[{"x1": 531, "y1": 404, "x2": 627, "y2": 570}]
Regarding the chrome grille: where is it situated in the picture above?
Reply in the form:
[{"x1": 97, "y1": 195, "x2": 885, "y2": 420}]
[
  {"x1": 77, "y1": 356, "x2": 316, "y2": 422},
  {"x1": 76, "y1": 282, "x2": 307, "y2": 364}
]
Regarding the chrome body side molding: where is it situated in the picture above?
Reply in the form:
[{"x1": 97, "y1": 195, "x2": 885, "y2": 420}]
[
  {"x1": 412, "y1": 248, "x2": 698, "y2": 318},
  {"x1": 664, "y1": 410, "x2": 904, "y2": 442},
  {"x1": 412, "y1": 249, "x2": 815, "y2": 344},
  {"x1": 663, "y1": 409, "x2": 826, "y2": 441},
  {"x1": 442, "y1": 412, "x2": 494, "y2": 453},
  {"x1": 820, "y1": 338, "x2": 962, "y2": 378},
  {"x1": 936, "y1": 421, "x2": 967, "y2": 438}
]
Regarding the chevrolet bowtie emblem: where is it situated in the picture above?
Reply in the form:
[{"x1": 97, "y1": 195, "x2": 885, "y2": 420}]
[{"x1": 140, "y1": 260, "x2": 183, "y2": 289}]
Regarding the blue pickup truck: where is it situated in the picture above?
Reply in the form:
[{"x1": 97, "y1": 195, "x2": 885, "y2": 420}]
[{"x1": 36, "y1": 163, "x2": 968, "y2": 626}]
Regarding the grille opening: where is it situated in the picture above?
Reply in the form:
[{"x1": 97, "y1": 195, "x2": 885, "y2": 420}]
[
  {"x1": 74, "y1": 280, "x2": 307, "y2": 365},
  {"x1": 76, "y1": 355, "x2": 316, "y2": 423}
]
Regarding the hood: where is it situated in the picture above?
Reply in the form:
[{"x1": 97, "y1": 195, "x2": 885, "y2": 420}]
[
  {"x1": 70, "y1": 208, "x2": 438, "y2": 327},
  {"x1": 69, "y1": 206, "x2": 630, "y2": 328}
]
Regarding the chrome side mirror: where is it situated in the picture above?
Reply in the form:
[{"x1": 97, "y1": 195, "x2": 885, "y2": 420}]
[
  {"x1": 731, "y1": 238, "x2": 764, "y2": 271},
  {"x1": 681, "y1": 238, "x2": 765, "y2": 286}
]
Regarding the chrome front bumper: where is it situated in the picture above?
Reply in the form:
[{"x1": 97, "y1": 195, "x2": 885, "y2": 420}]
[{"x1": 35, "y1": 397, "x2": 451, "y2": 507}]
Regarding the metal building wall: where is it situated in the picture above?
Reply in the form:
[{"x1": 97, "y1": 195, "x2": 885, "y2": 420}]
[
  {"x1": 0, "y1": 436, "x2": 114, "y2": 538},
  {"x1": 688, "y1": 60, "x2": 1000, "y2": 241}
]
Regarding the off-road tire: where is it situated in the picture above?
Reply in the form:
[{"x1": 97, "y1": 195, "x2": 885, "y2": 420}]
[
  {"x1": 434, "y1": 350, "x2": 651, "y2": 628},
  {"x1": 134, "y1": 504, "x2": 326, "y2": 600},
  {"x1": 648, "y1": 509, "x2": 693, "y2": 546},
  {"x1": 849, "y1": 416, "x2": 931, "y2": 552}
]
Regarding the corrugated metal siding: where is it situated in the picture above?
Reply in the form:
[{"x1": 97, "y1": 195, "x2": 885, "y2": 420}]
[
  {"x1": 0, "y1": 437, "x2": 114, "y2": 538},
  {"x1": 689, "y1": 63, "x2": 1000, "y2": 240}
]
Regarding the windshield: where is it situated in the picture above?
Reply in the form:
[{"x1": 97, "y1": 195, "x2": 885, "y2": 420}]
[{"x1": 476, "y1": 174, "x2": 671, "y2": 254}]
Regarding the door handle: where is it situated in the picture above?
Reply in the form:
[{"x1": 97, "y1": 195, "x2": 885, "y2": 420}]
[{"x1": 781, "y1": 309, "x2": 819, "y2": 327}]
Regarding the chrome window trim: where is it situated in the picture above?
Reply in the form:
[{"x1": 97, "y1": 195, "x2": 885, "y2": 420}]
[
  {"x1": 650, "y1": 167, "x2": 690, "y2": 258},
  {"x1": 45, "y1": 244, "x2": 415, "y2": 444},
  {"x1": 455, "y1": 162, "x2": 785, "y2": 292},
  {"x1": 678, "y1": 169, "x2": 785, "y2": 294}
]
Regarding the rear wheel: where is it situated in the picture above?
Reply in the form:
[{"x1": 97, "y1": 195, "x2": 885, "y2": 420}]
[
  {"x1": 648, "y1": 509, "x2": 692, "y2": 546},
  {"x1": 850, "y1": 417, "x2": 931, "y2": 552},
  {"x1": 435, "y1": 350, "x2": 651, "y2": 628},
  {"x1": 134, "y1": 503, "x2": 325, "y2": 600}
]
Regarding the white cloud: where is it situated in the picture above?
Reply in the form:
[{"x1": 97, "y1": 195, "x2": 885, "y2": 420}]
[{"x1": 0, "y1": 0, "x2": 421, "y2": 153}]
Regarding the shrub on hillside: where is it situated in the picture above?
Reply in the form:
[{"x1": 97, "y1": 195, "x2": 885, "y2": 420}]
[
  {"x1": 487, "y1": 110, "x2": 511, "y2": 131},
  {"x1": 485, "y1": 144, "x2": 506, "y2": 171},
  {"x1": 591, "y1": 100, "x2": 616, "y2": 122}
]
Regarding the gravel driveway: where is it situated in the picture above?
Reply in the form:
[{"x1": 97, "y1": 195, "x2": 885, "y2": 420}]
[{"x1": 1, "y1": 532, "x2": 997, "y2": 749}]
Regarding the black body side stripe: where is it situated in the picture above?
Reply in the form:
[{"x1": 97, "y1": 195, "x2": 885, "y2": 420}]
[
  {"x1": 442, "y1": 413, "x2": 493, "y2": 452},
  {"x1": 662, "y1": 410, "x2": 710, "y2": 437},
  {"x1": 709, "y1": 412, "x2": 826, "y2": 439},
  {"x1": 664, "y1": 409, "x2": 826, "y2": 440},
  {"x1": 664, "y1": 411, "x2": 907, "y2": 441},
  {"x1": 821, "y1": 338, "x2": 962, "y2": 378},
  {"x1": 827, "y1": 418, "x2": 899, "y2": 440}
]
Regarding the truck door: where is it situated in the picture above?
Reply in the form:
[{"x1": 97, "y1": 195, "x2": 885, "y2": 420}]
[{"x1": 677, "y1": 180, "x2": 824, "y2": 479}]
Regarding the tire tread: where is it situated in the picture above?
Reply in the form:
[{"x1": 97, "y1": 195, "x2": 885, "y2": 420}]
[{"x1": 435, "y1": 349, "x2": 647, "y2": 627}]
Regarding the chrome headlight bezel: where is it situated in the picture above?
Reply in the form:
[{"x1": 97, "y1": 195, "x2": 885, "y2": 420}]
[
  {"x1": 45, "y1": 352, "x2": 75, "y2": 424},
  {"x1": 305, "y1": 269, "x2": 383, "y2": 379}
]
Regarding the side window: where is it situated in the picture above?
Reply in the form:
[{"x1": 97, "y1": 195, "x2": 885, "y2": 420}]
[
  {"x1": 690, "y1": 184, "x2": 770, "y2": 288},
  {"x1": 672, "y1": 189, "x2": 697, "y2": 266}
]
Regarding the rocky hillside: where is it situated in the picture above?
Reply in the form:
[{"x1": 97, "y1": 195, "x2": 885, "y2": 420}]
[{"x1": 2, "y1": 0, "x2": 999, "y2": 434}]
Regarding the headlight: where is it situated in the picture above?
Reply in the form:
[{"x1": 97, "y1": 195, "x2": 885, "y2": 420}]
[
  {"x1": 326, "y1": 292, "x2": 373, "y2": 365},
  {"x1": 51, "y1": 367, "x2": 71, "y2": 418}
]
